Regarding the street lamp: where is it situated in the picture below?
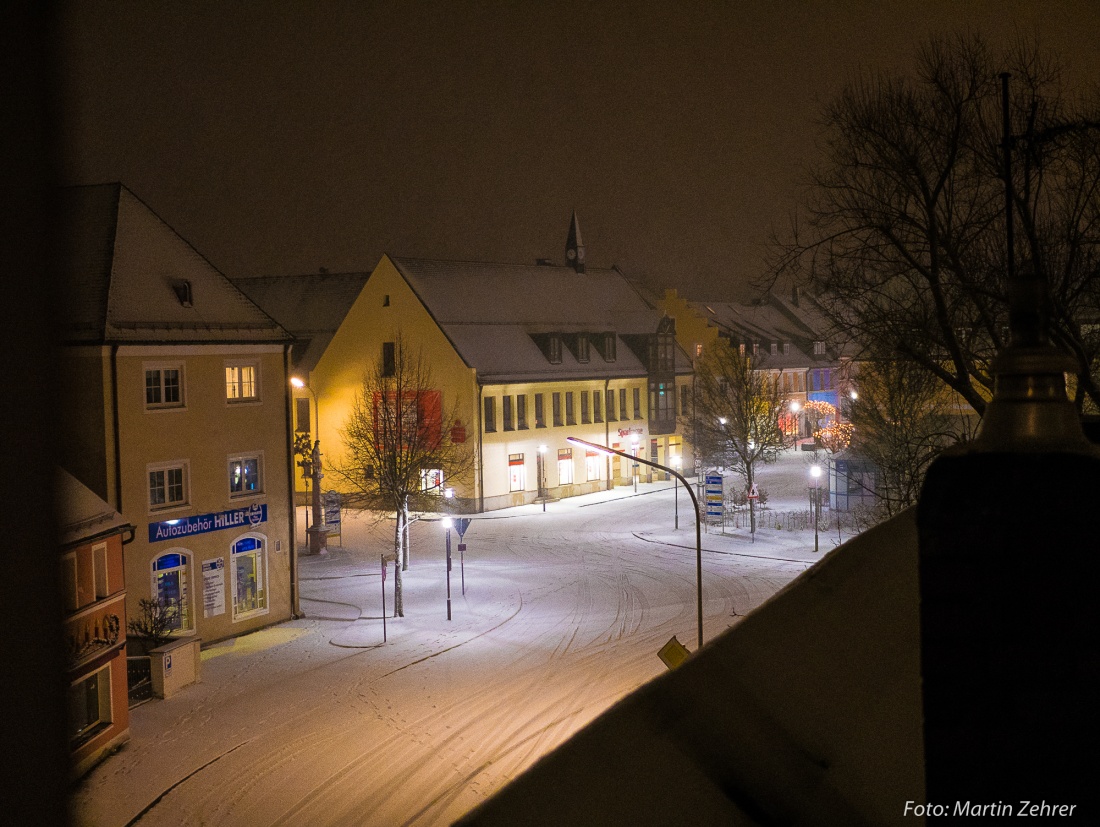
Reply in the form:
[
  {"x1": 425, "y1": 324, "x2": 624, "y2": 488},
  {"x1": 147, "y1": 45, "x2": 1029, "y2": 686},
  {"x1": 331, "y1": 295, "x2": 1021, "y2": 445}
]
[
  {"x1": 567, "y1": 436, "x2": 704, "y2": 650},
  {"x1": 810, "y1": 464, "x2": 822, "y2": 553},
  {"x1": 630, "y1": 434, "x2": 640, "y2": 492},
  {"x1": 442, "y1": 515, "x2": 453, "y2": 620},
  {"x1": 291, "y1": 376, "x2": 327, "y2": 555}
]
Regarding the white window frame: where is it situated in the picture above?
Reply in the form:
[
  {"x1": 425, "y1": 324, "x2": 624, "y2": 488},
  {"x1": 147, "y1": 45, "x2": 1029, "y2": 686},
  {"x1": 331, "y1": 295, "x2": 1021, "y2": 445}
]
[
  {"x1": 228, "y1": 452, "x2": 264, "y2": 498},
  {"x1": 231, "y1": 533, "x2": 269, "y2": 621},
  {"x1": 225, "y1": 360, "x2": 260, "y2": 404},
  {"x1": 147, "y1": 460, "x2": 190, "y2": 513},
  {"x1": 557, "y1": 448, "x2": 574, "y2": 485},
  {"x1": 144, "y1": 362, "x2": 186, "y2": 411},
  {"x1": 151, "y1": 549, "x2": 194, "y2": 634}
]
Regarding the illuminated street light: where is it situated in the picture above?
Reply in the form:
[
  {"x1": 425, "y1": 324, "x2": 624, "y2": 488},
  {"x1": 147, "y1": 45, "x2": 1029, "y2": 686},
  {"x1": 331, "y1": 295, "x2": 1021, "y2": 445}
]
[
  {"x1": 442, "y1": 516, "x2": 453, "y2": 620},
  {"x1": 567, "y1": 436, "x2": 704, "y2": 650},
  {"x1": 810, "y1": 464, "x2": 822, "y2": 553},
  {"x1": 291, "y1": 376, "x2": 326, "y2": 555}
]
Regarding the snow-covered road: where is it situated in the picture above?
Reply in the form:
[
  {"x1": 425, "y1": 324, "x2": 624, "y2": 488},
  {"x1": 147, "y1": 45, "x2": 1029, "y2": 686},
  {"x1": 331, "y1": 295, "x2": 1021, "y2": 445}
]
[{"x1": 73, "y1": 467, "x2": 829, "y2": 827}]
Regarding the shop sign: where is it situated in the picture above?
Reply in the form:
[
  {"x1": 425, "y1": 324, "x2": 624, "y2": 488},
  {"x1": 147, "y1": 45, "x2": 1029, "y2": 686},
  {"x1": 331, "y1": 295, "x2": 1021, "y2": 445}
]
[{"x1": 149, "y1": 503, "x2": 268, "y2": 543}]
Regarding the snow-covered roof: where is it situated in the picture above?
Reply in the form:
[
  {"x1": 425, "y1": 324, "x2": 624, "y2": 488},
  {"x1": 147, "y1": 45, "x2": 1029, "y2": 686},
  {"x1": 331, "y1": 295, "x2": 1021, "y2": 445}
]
[
  {"x1": 689, "y1": 300, "x2": 818, "y2": 369},
  {"x1": 231, "y1": 271, "x2": 369, "y2": 373},
  {"x1": 58, "y1": 184, "x2": 291, "y2": 345},
  {"x1": 392, "y1": 257, "x2": 690, "y2": 382},
  {"x1": 55, "y1": 469, "x2": 132, "y2": 548}
]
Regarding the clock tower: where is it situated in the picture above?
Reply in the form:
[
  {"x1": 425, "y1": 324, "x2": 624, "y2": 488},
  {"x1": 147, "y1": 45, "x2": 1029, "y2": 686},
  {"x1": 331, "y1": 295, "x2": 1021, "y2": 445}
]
[{"x1": 565, "y1": 210, "x2": 585, "y2": 273}]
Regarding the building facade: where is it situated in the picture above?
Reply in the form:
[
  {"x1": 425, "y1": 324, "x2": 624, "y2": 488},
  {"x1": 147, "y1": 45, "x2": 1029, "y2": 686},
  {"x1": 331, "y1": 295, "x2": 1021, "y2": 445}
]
[
  {"x1": 58, "y1": 470, "x2": 134, "y2": 779},
  {"x1": 59, "y1": 184, "x2": 298, "y2": 647},
  {"x1": 256, "y1": 217, "x2": 694, "y2": 512}
]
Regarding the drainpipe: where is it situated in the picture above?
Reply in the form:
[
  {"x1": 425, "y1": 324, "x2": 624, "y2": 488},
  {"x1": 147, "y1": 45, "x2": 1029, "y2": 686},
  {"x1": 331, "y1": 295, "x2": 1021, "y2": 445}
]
[
  {"x1": 604, "y1": 379, "x2": 612, "y2": 489},
  {"x1": 284, "y1": 345, "x2": 300, "y2": 618},
  {"x1": 476, "y1": 379, "x2": 485, "y2": 513}
]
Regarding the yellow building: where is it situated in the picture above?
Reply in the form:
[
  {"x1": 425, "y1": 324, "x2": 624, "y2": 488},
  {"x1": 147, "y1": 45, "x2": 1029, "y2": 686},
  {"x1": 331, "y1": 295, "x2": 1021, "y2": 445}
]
[
  {"x1": 247, "y1": 216, "x2": 695, "y2": 511},
  {"x1": 58, "y1": 184, "x2": 298, "y2": 647}
]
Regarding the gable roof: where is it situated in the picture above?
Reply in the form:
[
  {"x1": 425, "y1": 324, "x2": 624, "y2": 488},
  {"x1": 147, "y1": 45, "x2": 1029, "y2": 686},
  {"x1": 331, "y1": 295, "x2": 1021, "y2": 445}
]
[
  {"x1": 390, "y1": 257, "x2": 691, "y2": 383},
  {"x1": 231, "y1": 271, "x2": 369, "y2": 373},
  {"x1": 55, "y1": 468, "x2": 132, "y2": 549},
  {"x1": 58, "y1": 183, "x2": 290, "y2": 345}
]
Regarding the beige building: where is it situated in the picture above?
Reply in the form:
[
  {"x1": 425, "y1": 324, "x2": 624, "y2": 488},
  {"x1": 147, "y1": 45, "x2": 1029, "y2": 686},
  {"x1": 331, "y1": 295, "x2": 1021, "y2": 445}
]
[
  {"x1": 239, "y1": 215, "x2": 695, "y2": 511},
  {"x1": 58, "y1": 183, "x2": 297, "y2": 647}
]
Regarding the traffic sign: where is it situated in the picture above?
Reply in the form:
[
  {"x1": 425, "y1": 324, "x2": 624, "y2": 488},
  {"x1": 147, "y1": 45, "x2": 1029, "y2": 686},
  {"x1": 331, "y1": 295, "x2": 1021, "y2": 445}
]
[{"x1": 453, "y1": 517, "x2": 471, "y2": 538}]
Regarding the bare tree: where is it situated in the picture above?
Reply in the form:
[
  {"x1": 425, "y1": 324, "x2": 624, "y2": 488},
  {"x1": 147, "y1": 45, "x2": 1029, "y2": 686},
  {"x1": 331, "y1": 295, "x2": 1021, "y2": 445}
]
[
  {"x1": 770, "y1": 32, "x2": 1100, "y2": 416},
  {"x1": 334, "y1": 334, "x2": 474, "y2": 617},
  {"x1": 688, "y1": 341, "x2": 793, "y2": 531},
  {"x1": 848, "y1": 359, "x2": 977, "y2": 520}
]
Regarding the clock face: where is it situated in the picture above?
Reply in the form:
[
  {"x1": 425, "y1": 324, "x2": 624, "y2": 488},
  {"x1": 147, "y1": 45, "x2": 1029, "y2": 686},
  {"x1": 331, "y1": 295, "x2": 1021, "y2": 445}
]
[{"x1": 567, "y1": 249, "x2": 576, "y2": 260}]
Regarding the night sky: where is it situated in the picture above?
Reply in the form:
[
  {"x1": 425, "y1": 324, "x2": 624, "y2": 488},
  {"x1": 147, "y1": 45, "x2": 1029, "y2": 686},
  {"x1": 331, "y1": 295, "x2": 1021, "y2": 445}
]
[{"x1": 57, "y1": 1, "x2": 1100, "y2": 299}]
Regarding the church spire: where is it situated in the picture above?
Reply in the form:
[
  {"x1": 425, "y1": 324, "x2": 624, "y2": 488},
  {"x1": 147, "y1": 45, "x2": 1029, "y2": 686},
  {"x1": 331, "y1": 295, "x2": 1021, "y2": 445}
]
[{"x1": 565, "y1": 210, "x2": 586, "y2": 273}]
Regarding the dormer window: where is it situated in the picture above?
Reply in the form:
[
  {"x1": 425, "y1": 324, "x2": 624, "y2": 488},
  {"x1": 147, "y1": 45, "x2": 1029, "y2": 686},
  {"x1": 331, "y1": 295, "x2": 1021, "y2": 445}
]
[
  {"x1": 783, "y1": 342, "x2": 791, "y2": 355},
  {"x1": 549, "y1": 334, "x2": 562, "y2": 364},
  {"x1": 576, "y1": 335, "x2": 590, "y2": 363},
  {"x1": 814, "y1": 340, "x2": 826, "y2": 356},
  {"x1": 771, "y1": 342, "x2": 778, "y2": 356},
  {"x1": 602, "y1": 333, "x2": 617, "y2": 362}
]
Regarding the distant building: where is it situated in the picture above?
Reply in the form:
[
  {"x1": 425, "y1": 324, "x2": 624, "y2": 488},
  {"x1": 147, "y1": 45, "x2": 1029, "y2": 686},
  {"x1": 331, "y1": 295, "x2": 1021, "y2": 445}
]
[
  {"x1": 57, "y1": 469, "x2": 134, "y2": 779},
  {"x1": 57, "y1": 183, "x2": 298, "y2": 647},
  {"x1": 239, "y1": 216, "x2": 695, "y2": 511}
]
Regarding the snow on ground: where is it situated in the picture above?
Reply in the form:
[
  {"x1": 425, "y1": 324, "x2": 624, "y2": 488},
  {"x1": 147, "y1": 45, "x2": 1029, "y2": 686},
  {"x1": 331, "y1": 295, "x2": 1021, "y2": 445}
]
[{"x1": 71, "y1": 450, "x2": 846, "y2": 827}]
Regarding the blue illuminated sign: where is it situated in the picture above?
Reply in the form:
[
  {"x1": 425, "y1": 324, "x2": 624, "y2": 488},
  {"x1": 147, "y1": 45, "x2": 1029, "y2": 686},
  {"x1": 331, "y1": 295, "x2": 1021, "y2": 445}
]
[{"x1": 149, "y1": 503, "x2": 267, "y2": 543}]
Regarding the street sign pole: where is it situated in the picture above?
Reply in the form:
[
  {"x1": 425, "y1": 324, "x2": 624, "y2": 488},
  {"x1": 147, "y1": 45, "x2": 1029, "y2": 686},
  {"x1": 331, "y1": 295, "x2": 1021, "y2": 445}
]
[
  {"x1": 381, "y1": 554, "x2": 387, "y2": 643},
  {"x1": 445, "y1": 528, "x2": 452, "y2": 621}
]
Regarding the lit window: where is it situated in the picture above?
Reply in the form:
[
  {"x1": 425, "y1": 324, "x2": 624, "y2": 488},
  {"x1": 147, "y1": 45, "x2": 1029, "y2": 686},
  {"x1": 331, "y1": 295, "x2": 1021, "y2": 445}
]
[
  {"x1": 509, "y1": 454, "x2": 526, "y2": 492},
  {"x1": 152, "y1": 551, "x2": 192, "y2": 632},
  {"x1": 148, "y1": 462, "x2": 188, "y2": 511},
  {"x1": 225, "y1": 363, "x2": 258, "y2": 401},
  {"x1": 232, "y1": 535, "x2": 267, "y2": 619},
  {"x1": 229, "y1": 454, "x2": 263, "y2": 497},
  {"x1": 557, "y1": 448, "x2": 573, "y2": 484},
  {"x1": 144, "y1": 364, "x2": 184, "y2": 409}
]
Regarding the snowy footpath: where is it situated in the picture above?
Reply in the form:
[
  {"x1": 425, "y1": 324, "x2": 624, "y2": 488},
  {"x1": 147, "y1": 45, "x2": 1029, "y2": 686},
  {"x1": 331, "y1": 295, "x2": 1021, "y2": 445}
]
[{"x1": 72, "y1": 450, "x2": 841, "y2": 827}]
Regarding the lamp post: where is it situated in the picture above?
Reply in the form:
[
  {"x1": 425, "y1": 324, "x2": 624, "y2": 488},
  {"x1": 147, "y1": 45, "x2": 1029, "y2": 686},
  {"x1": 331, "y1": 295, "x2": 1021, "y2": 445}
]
[
  {"x1": 291, "y1": 377, "x2": 327, "y2": 555},
  {"x1": 568, "y1": 436, "x2": 704, "y2": 650},
  {"x1": 671, "y1": 453, "x2": 682, "y2": 530},
  {"x1": 810, "y1": 464, "x2": 822, "y2": 553},
  {"x1": 442, "y1": 515, "x2": 453, "y2": 621},
  {"x1": 789, "y1": 399, "x2": 802, "y2": 443},
  {"x1": 630, "y1": 434, "x2": 640, "y2": 493}
]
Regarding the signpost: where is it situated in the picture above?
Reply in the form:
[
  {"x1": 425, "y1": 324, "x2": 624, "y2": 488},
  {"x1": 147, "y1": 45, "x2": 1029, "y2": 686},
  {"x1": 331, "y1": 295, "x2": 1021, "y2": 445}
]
[
  {"x1": 453, "y1": 518, "x2": 471, "y2": 595},
  {"x1": 705, "y1": 473, "x2": 724, "y2": 527},
  {"x1": 747, "y1": 483, "x2": 759, "y2": 543}
]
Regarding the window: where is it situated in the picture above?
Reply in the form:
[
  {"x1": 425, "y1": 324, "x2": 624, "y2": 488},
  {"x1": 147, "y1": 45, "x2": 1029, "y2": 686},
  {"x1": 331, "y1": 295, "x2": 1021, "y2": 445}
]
[
  {"x1": 553, "y1": 393, "x2": 562, "y2": 426},
  {"x1": 152, "y1": 551, "x2": 192, "y2": 632},
  {"x1": 680, "y1": 385, "x2": 690, "y2": 417},
  {"x1": 502, "y1": 396, "x2": 514, "y2": 431},
  {"x1": 420, "y1": 468, "x2": 443, "y2": 492},
  {"x1": 771, "y1": 342, "x2": 778, "y2": 356},
  {"x1": 382, "y1": 294, "x2": 390, "y2": 307},
  {"x1": 484, "y1": 396, "x2": 496, "y2": 432},
  {"x1": 824, "y1": 368, "x2": 832, "y2": 389},
  {"x1": 557, "y1": 448, "x2": 573, "y2": 484},
  {"x1": 633, "y1": 387, "x2": 642, "y2": 419},
  {"x1": 565, "y1": 392, "x2": 576, "y2": 425},
  {"x1": 603, "y1": 333, "x2": 617, "y2": 362},
  {"x1": 586, "y1": 450, "x2": 602, "y2": 481},
  {"x1": 619, "y1": 389, "x2": 627, "y2": 420},
  {"x1": 580, "y1": 391, "x2": 590, "y2": 423},
  {"x1": 814, "y1": 340, "x2": 826, "y2": 356},
  {"x1": 148, "y1": 462, "x2": 188, "y2": 511},
  {"x1": 509, "y1": 454, "x2": 526, "y2": 492},
  {"x1": 548, "y1": 335, "x2": 562, "y2": 364},
  {"x1": 225, "y1": 362, "x2": 258, "y2": 402},
  {"x1": 295, "y1": 398, "x2": 311, "y2": 433},
  {"x1": 650, "y1": 382, "x2": 675, "y2": 422},
  {"x1": 517, "y1": 395, "x2": 528, "y2": 429},
  {"x1": 145, "y1": 364, "x2": 184, "y2": 409},
  {"x1": 232, "y1": 535, "x2": 267, "y2": 619},
  {"x1": 229, "y1": 454, "x2": 263, "y2": 497},
  {"x1": 695, "y1": 343, "x2": 703, "y2": 358},
  {"x1": 576, "y1": 335, "x2": 590, "y2": 363},
  {"x1": 382, "y1": 342, "x2": 396, "y2": 376},
  {"x1": 94, "y1": 543, "x2": 108, "y2": 599},
  {"x1": 69, "y1": 667, "x2": 111, "y2": 746},
  {"x1": 784, "y1": 342, "x2": 791, "y2": 355},
  {"x1": 593, "y1": 391, "x2": 602, "y2": 422},
  {"x1": 607, "y1": 389, "x2": 617, "y2": 421},
  {"x1": 534, "y1": 393, "x2": 545, "y2": 428}
]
